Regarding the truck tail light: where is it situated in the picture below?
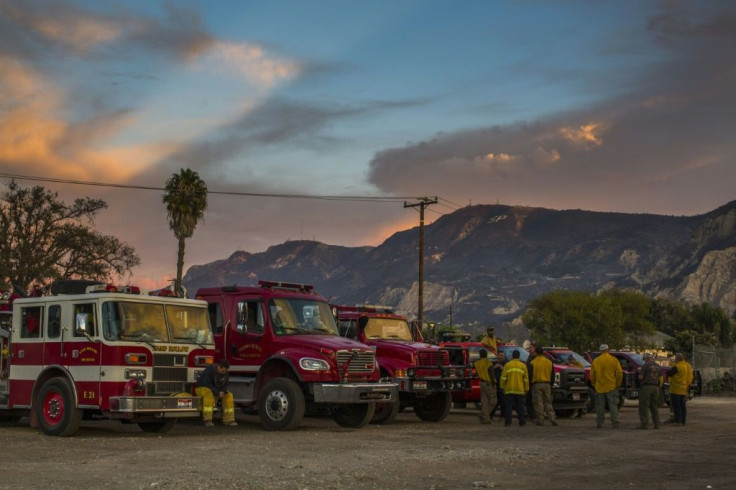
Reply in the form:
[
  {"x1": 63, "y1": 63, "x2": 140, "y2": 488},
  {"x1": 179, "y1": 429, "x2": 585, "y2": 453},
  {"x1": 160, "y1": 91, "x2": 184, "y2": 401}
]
[{"x1": 126, "y1": 353, "x2": 148, "y2": 365}]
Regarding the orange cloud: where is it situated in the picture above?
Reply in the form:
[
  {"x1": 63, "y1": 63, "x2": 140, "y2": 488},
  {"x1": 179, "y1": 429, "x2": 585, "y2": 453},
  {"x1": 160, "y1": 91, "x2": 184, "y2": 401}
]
[{"x1": 560, "y1": 122, "x2": 607, "y2": 148}]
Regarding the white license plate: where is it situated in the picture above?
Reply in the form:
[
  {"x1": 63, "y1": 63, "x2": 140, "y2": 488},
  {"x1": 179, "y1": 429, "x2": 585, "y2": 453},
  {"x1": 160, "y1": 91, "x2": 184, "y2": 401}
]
[
  {"x1": 177, "y1": 398, "x2": 193, "y2": 409},
  {"x1": 413, "y1": 381, "x2": 427, "y2": 390},
  {"x1": 572, "y1": 393, "x2": 580, "y2": 401}
]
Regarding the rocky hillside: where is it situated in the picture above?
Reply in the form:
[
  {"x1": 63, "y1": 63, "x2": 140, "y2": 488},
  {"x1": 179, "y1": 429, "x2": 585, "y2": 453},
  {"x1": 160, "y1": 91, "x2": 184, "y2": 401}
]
[{"x1": 183, "y1": 201, "x2": 736, "y2": 338}]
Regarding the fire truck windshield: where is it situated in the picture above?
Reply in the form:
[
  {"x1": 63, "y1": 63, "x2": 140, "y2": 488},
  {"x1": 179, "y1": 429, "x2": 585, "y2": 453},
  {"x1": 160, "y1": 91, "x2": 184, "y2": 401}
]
[
  {"x1": 363, "y1": 318, "x2": 413, "y2": 341},
  {"x1": 102, "y1": 301, "x2": 212, "y2": 344},
  {"x1": 269, "y1": 298, "x2": 337, "y2": 336}
]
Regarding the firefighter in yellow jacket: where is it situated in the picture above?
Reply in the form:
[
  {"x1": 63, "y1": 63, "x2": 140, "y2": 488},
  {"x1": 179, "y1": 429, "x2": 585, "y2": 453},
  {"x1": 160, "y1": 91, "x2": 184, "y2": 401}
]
[
  {"x1": 500, "y1": 349, "x2": 529, "y2": 426},
  {"x1": 667, "y1": 353, "x2": 694, "y2": 426},
  {"x1": 528, "y1": 346, "x2": 558, "y2": 426},
  {"x1": 474, "y1": 348, "x2": 497, "y2": 424},
  {"x1": 195, "y1": 358, "x2": 238, "y2": 427},
  {"x1": 590, "y1": 343, "x2": 623, "y2": 429}
]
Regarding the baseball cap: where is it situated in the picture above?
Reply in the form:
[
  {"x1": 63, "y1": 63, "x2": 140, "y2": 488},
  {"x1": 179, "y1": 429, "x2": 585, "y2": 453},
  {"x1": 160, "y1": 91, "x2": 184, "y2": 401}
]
[{"x1": 599, "y1": 343, "x2": 609, "y2": 351}]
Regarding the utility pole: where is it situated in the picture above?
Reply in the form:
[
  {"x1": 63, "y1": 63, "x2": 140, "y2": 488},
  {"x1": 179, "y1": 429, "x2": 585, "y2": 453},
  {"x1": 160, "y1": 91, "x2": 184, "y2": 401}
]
[{"x1": 404, "y1": 197, "x2": 438, "y2": 332}]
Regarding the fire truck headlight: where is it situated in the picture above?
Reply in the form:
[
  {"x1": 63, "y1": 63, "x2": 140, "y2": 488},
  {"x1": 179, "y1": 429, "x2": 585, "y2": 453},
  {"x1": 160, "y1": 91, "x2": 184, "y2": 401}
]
[
  {"x1": 125, "y1": 369, "x2": 147, "y2": 380},
  {"x1": 194, "y1": 369, "x2": 204, "y2": 381},
  {"x1": 553, "y1": 372, "x2": 561, "y2": 388},
  {"x1": 406, "y1": 368, "x2": 415, "y2": 378},
  {"x1": 300, "y1": 358, "x2": 329, "y2": 371}
]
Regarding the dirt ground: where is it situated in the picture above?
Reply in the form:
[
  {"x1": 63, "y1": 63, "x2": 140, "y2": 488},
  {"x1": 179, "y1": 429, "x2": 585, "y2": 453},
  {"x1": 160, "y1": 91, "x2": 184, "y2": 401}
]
[{"x1": 1, "y1": 397, "x2": 735, "y2": 490}]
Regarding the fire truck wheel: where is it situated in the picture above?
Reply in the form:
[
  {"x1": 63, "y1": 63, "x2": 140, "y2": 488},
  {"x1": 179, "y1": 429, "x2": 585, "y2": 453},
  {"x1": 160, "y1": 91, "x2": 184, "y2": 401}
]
[
  {"x1": 138, "y1": 420, "x2": 177, "y2": 433},
  {"x1": 370, "y1": 401, "x2": 400, "y2": 424},
  {"x1": 36, "y1": 377, "x2": 82, "y2": 437},
  {"x1": 414, "y1": 392, "x2": 452, "y2": 422},
  {"x1": 333, "y1": 403, "x2": 375, "y2": 428},
  {"x1": 257, "y1": 378, "x2": 305, "y2": 431}
]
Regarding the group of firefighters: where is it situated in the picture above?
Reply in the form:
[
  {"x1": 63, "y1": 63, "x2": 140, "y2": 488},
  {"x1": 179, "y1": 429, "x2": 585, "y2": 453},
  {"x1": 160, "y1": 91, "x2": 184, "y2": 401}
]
[{"x1": 472, "y1": 326, "x2": 695, "y2": 429}]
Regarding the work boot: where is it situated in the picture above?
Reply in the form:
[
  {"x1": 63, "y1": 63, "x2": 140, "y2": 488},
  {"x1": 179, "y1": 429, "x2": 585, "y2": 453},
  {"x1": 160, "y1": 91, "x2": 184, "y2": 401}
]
[
  {"x1": 204, "y1": 421, "x2": 215, "y2": 427},
  {"x1": 635, "y1": 425, "x2": 648, "y2": 430},
  {"x1": 225, "y1": 421, "x2": 238, "y2": 427},
  {"x1": 550, "y1": 420, "x2": 558, "y2": 426}
]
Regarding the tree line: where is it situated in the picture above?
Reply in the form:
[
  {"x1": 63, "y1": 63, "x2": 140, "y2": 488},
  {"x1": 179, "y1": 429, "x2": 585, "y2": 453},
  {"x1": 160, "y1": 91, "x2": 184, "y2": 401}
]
[{"x1": 522, "y1": 288, "x2": 734, "y2": 355}]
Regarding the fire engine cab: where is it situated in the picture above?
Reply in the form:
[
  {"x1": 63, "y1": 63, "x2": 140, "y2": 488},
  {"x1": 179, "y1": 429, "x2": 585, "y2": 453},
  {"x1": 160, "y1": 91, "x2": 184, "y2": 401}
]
[{"x1": 0, "y1": 280, "x2": 215, "y2": 436}]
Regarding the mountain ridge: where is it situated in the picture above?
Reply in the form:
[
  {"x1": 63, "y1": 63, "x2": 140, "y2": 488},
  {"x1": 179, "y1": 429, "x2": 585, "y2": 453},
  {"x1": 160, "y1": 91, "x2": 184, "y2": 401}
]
[{"x1": 183, "y1": 201, "x2": 736, "y2": 338}]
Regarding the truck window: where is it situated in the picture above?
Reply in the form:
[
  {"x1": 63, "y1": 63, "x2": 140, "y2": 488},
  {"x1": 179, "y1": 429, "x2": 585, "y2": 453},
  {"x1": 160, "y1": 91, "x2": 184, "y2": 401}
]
[
  {"x1": 363, "y1": 318, "x2": 413, "y2": 341},
  {"x1": 101, "y1": 302, "x2": 167, "y2": 342},
  {"x1": 237, "y1": 300, "x2": 264, "y2": 335},
  {"x1": 338, "y1": 319, "x2": 358, "y2": 339},
  {"x1": 20, "y1": 306, "x2": 43, "y2": 339},
  {"x1": 208, "y1": 302, "x2": 223, "y2": 335},
  {"x1": 73, "y1": 303, "x2": 96, "y2": 337},
  {"x1": 269, "y1": 298, "x2": 338, "y2": 335},
  {"x1": 47, "y1": 304, "x2": 61, "y2": 338},
  {"x1": 166, "y1": 304, "x2": 213, "y2": 344}
]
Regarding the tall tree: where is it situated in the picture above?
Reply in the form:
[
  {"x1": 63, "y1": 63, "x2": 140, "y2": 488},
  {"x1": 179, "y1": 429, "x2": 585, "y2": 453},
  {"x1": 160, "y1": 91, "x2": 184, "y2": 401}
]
[
  {"x1": 0, "y1": 181, "x2": 140, "y2": 292},
  {"x1": 162, "y1": 168, "x2": 208, "y2": 296},
  {"x1": 522, "y1": 289, "x2": 624, "y2": 353}
]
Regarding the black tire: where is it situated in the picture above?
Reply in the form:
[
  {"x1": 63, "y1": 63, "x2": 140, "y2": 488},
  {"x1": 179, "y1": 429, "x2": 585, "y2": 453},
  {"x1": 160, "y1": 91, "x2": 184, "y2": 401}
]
[
  {"x1": 333, "y1": 403, "x2": 375, "y2": 428},
  {"x1": 36, "y1": 377, "x2": 82, "y2": 437},
  {"x1": 371, "y1": 401, "x2": 400, "y2": 424},
  {"x1": 414, "y1": 392, "x2": 452, "y2": 422},
  {"x1": 257, "y1": 378, "x2": 305, "y2": 431},
  {"x1": 555, "y1": 408, "x2": 576, "y2": 418},
  {"x1": 138, "y1": 420, "x2": 177, "y2": 433}
]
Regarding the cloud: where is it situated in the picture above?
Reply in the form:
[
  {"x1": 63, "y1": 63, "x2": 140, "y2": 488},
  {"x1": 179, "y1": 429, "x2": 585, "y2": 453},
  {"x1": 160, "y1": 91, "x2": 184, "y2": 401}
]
[{"x1": 367, "y1": 2, "x2": 736, "y2": 215}]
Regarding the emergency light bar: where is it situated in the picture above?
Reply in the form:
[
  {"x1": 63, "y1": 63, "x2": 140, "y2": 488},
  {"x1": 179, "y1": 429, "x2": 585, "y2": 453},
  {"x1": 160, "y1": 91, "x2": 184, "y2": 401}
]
[{"x1": 258, "y1": 280, "x2": 314, "y2": 292}]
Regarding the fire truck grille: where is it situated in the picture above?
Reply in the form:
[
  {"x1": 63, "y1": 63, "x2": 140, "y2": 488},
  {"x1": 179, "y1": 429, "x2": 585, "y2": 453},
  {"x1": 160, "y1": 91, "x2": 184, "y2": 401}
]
[
  {"x1": 562, "y1": 370, "x2": 587, "y2": 388},
  {"x1": 151, "y1": 353, "x2": 188, "y2": 395},
  {"x1": 336, "y1": 350, "x2": 376, "y2": 374},
  {"x1": 418, "y1": 350, "x2": 450, "y2": 366}
]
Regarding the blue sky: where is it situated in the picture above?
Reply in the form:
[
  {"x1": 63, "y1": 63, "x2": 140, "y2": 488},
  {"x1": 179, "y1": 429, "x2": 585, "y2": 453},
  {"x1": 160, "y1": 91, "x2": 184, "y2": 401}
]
[{"x1": 1, "y1": 0, "x2": 734, "y2": 288}]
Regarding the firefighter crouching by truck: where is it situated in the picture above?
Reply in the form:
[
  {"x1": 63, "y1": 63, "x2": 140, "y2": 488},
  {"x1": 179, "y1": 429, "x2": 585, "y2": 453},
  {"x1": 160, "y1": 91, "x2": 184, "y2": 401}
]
[{"x1": 196, "y1": 358, "x2": 237, "y2": 427}]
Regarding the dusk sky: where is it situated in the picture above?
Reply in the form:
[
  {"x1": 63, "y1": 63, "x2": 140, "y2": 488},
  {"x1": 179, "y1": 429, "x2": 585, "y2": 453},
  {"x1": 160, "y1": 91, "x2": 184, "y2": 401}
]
[{"x1": 1, "y1": 0, "x2": 734, "y2": 289}]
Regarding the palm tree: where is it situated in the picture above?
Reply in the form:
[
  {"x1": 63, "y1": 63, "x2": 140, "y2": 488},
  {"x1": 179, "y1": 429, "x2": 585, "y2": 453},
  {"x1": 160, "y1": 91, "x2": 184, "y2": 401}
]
[{"x1": 162, "y1": 168, "x2": 208, "y2": 296}]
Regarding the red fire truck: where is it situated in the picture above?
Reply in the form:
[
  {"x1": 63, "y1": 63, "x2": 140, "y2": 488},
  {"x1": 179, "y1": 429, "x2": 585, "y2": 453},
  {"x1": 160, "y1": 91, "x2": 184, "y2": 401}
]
[
  {"x1": 334, "y1": 305, "x2": 470, "y2": 424},
  {"x1": 195, "y1": 281, "x2": 398, "y2": 431},
  {"x1": 0, "y1": 280, "x2": 215, "y2": 436}
]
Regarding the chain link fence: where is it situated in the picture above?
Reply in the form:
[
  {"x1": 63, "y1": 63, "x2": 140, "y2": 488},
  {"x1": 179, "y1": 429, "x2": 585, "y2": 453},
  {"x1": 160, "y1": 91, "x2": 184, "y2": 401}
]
[{"x1": 692, "y1": 344, "x2": 736, "y2": 394}]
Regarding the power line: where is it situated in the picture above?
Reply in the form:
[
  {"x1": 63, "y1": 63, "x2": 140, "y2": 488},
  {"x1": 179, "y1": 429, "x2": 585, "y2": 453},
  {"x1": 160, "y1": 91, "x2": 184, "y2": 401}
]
[
  {"x1": 438, "y1": 197, "x2": 463, "y2": 209},
  {"x1": 0, "y1": 172, "x2": 425, "y2": 203}
]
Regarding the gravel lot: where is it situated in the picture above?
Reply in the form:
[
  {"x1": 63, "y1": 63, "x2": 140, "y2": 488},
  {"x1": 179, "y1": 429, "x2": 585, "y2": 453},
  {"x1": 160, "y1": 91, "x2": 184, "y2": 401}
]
[{"x1": 2, "y1": 397, "x2": 735, "y2": 489}]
